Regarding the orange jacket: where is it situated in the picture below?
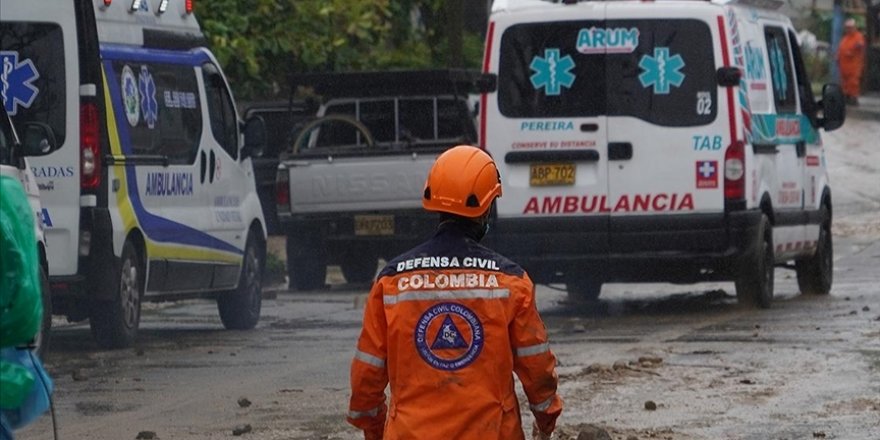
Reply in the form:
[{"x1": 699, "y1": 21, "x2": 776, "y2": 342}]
[
  {"x1": 348, "y1": 222, "x2": 563, "y2": 440},
  {"x1": 837, "y1": 30, "x2": 866, "y2": 96}
]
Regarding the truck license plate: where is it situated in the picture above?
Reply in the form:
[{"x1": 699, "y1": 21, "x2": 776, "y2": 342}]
[
  {"x1": 354, "y1": 215, "x2": 394, "y2": 236},
  {"x1": 530, "y1": 163, "x2": 575, "y2": 186}
]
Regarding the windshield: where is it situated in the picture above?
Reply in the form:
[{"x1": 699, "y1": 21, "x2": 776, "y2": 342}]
[{"x1": 498, "y1": 19, "x2": 717, "y2": 127}]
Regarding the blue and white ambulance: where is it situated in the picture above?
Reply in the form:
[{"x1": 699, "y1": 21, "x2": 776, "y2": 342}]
[
  {"x1": 480, "y1": 0, "x2": 845, "y2": 307},
  {"x1": 1, "y1": 0, "x2": 268, "y2": 348}
]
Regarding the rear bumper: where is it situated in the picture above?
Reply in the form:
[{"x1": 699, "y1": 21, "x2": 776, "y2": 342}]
[
  {"x1": 279, "y1": 209, "x2": 436, "y2": 260},
  {"x1": 485, "y1": 210, "x2": 763, "y2": 284}
]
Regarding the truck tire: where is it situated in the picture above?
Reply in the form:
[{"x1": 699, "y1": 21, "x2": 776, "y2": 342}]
[
  {"x1": 339, "y1": 249, "x2": 378, "y2": 284},
  {"x1": 34, "y1": 265, "x2": 52, "y2": 358},
  {"x1": 90, "y1": 241, "x2": 142, "y2": 349},
  {"x1": 735, "y1": 214, "x2": 774, "y2": 308},
  {"x1": 286, "y1": 233, "x2": 326, "y2": 291},
  {"x1": 566, "y1": 276, "x2": 602, "y2": 303},
  {"x1": 796, "y1": 206, "x2": 832, "y2": 295},
  {"x1": 218, "y1": 233, "x2": 263, "y2": 330}
]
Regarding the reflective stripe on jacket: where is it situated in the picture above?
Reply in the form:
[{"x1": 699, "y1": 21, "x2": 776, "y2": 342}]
[{"x1": 348, "y1": 222, "x2": 562, "y2": 439}]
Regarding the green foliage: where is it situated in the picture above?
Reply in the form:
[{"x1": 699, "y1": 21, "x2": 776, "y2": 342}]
[
  {"x1": 264, "y1": 251, "x2": 287, "y2": 286},
  {"x1": 198, "y1": 0, "x2": 484, "y2": 101}
]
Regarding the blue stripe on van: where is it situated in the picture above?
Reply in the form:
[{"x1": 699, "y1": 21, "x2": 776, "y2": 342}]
[
  {"x1": 102, "y1": 58, "x2": 242, "y2": 256},
  {"x1": 100, "y1": 44, "x2": 211, "y2": 66}
]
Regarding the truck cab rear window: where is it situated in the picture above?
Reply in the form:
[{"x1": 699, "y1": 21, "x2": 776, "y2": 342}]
[{"x1": 498, "y1": 19, "x2": 717, "y2": 127}]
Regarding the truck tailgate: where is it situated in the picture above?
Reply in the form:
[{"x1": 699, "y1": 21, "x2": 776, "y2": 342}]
[{"x1": 282, "y1": 154, "x2": 437, "y2": 214}]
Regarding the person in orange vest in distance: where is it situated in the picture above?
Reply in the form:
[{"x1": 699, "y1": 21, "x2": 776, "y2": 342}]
[
  {"x1": 837, "y1": 17, "x2": 866, "y2": 106},
  {"x1": 347, "y1": 145, "x2": 563, "y2": 439}
]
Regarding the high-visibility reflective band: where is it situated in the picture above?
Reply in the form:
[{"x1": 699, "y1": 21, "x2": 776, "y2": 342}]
[
  {"x1": 354, "y1": 350, "x2": 386, "y2": 368},
  {"x1": 384, "y1": 289, "x2": 510, "y2": 305},
  {"x1": 516, "y1": 342, "x2": 550, "y2": 357},
  {"x1": 530, "y1": 396, "x2": 554, "y2": 412},
  {"x1": 348, "y1": 405, "x2": 381, "y2": 419}
]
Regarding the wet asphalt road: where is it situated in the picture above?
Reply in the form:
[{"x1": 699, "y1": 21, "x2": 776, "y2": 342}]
[{"x1": 17, "y1": 232, "x2": 880, "y2": 440}]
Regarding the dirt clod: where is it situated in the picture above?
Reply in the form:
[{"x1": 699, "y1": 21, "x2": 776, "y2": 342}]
[
  {"x1": 71, "y1": 369, "x2": 89, "y2": 381},
  {"x1": 644, "y1": 400, "x2": 657, "y2": 411},
  {"x1": 232, "y1": 424, "x2": 252, "y2": 436},
  {"x1": 135, "y1": 349, "x2": 145, "y2": 356},
  {"x1": 584, "y1": 363, "x2": 612, "y2": 375},
  {"x1": 813, "y1": 431, "x2": 827, "y2": 438},
  {"x1": 237, "y1": 397, "x2": 252, "y2": 408},
  {"x1": 576, "y1": 424, "x2": 612, "y2": 440},
  {"x1": 135, "y1": 431, "x2": 157, "y2": 439},
  {"x1": 638, "y1": 356, "x2": 663, "y2": 365},
  {"x1": 613, "y1": 360, "x2": 629, "y2": 370},
  {"x1": 862, "y1": 306, "x2": 870, "y2": 312},
  {"x1": 626, "y1": 436, "x2": 639, "y2": 440},
  {"x1": 740, "y1": 379, "x2": 755, "y2": 385}
]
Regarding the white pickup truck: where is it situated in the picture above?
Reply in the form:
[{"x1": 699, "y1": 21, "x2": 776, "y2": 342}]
[{"x1": 275, "y1": 70, "x2": 481, "y2": 290}]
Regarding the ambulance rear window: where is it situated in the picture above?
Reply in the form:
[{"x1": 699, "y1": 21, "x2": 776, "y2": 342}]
[
  {"x1": 0, "y1": 22, "x2": 67, "y2": 147},
  {"x1": 498, "y1": 19, "x2": 717, "y2": 127}
]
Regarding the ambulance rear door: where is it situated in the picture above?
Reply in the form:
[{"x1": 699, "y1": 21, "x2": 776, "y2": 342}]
[
  {"x1": 489, "y1": 3, "x2": 610, "y2": 255},
  {"x1": 604, "y1": 4, "x2": 730, "y2": 255}
]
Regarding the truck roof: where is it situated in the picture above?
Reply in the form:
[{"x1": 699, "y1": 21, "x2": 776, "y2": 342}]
[
  {"x1": 289, "y1": 69, "x2": 481, "y2": 101},
  {"x1": 94, "y1": 0, "x2": 205, "y2": 47}
]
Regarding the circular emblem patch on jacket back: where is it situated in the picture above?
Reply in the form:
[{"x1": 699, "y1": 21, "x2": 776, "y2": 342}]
[{"x1": 415, "y1": 302, "x2": 483, "y2": 371}]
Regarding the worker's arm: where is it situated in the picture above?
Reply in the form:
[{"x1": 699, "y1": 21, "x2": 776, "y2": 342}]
[
  {"x1": 347, "y1": 280, "x2": 389, "y2": 439},
  {"x1": 509, "y1": 275, "x2": 563, "y2": 436}
]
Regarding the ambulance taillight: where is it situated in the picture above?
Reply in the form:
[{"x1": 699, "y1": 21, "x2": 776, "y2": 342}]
[
  {"x1": 723, "y1": 140, "x2": 745, "y2": 201},
  {"x1": 80, "y1": 102, "x2": 102, "y2": 190},
  {"x1": 276, "y1": 165, "x2": 290, "y2": 211},
  {"x1": 185, "y1": 0, "x2": 194, "y2": 14}
]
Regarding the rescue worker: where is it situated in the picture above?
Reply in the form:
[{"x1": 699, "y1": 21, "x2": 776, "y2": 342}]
[
  {"x1": 347, "y1": 145, "x2": 563, "y2": 440},
  {"x1": 837, "y1": 17, "x2": 866, "y2": 106},
  {"x1": 0, "y1": 173, "x2": 45, "y2": 438}
]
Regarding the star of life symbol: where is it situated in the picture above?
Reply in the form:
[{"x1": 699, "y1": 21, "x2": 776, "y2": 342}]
[
  {"x1": 530, "y1": 48, "x2": 576, "y2": 96},
  {"x1": 638, "y1": 47, "x2": 685, "y2": 95},
  {"x1": 1, "y1": 51, "x2": 40, "y2": 115},
  {"x1": 698, "y1": 161, "x2": 716, "y2": 178},
  {"x1": 138, "y1": 65, "x2": 159, "y2": 129}
]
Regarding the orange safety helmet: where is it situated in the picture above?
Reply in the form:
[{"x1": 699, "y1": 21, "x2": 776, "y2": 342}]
[{"x1": 423, "y1": 145, "x2": 502, "y2": 218}]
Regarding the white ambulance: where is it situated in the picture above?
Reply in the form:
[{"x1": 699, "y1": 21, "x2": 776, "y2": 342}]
[
  {"x1": 0, "y1": 0, "x2": 268, "y2": 348},
  {"x1": 479, "y1": 0, "x2": 845, "y2": 307}
]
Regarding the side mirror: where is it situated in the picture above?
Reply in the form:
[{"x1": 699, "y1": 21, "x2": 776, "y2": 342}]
[
  {"x1": 818, "y1": 83, "x2": 845, "y2": 132},
  {"x1": 716, "y1": 67, "x2": 742, "y2": 87},
  {"x1": 476, "y1": 73, "x2": 497, "y2": 93},
  {"x1": 21, "y1": 122, "x2": 56, "y2": 156},
  {"x1": 241, "y1": 116, "x2": 267, "y2": 159}
]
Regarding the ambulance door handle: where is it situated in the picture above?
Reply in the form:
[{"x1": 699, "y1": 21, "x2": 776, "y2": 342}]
[
  {"x1": 608, "y1": 142, "x2": 633, "y2": 161},
  {"x1": 209, "y1": 150, "x2": 216, "y2": 183},
  {"x1": 795, "y1": 141, "x2": 806, "y2": 158},
  {"x1": 580, "y1": 123, "x2": 599, "y2": 132},
  {"x1": 199, "y1": 151, "x2": 207, "y2": 184}
]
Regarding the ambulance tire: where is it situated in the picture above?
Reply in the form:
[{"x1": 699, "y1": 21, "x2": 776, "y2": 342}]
[
  {"x1": 795, "y1": 206, "x2": 832, "y2": 295},
  {"x1": 566, "y1": 277, "x2": 602, "y2": 303},
  {"x1": 90, "y1": 241, "x2": 142, "y2": 349},
  {"x1": 340, "y1": 249, "x2": 377, "y2": 284},
  {"x1": 287, "y1": 234, "x2": 326, "y2": 291},
  {"x1": 735, "y1": 215, "x2": 774, "y2": 309},
  {"x1": 34, "y1": 265, "x2": 52, "y2": 358},
  {"x1": 218, "y1": 234, "x2": 263, "y2": 330}
]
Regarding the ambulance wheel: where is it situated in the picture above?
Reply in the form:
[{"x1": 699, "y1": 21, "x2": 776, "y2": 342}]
[
  {"x1": 34, "y1": 265, "x2": 52, "y2": 358},
  {"x1": 340, "y1": 249, "x2": 377, "y2": 284},
  {"x1": 735, "y1": 214, "x2": 774, "y2": 308},
  {"x1": 796, "y1": 206, "x2": 832, "y2": 295},
  {"x1": 287, "y1": 233, "x2": 326, "y2": 291},
  {"x1": 90, "y1": 241, "x2": 142, "y2": 349},
  {"x1": 218, "y1": 234, "x2": 264, "y2": 330},
  {"x1": 565, "y1": 276, "x2": 602, "y2": 303}
]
